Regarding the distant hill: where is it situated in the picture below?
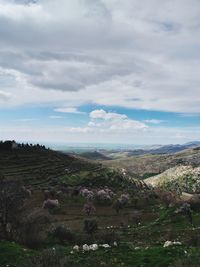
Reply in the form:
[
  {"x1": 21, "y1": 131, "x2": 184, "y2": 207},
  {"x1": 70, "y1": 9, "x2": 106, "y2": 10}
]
[
  {"x1": 125, "y1": 142, "x2": 200, "y2": 157},
  {"x1": 79, "y1": 151, "x2": 111, "y2": 161},
  {"x1": 103, "y1": 147, "x2": 200, "y2": 179},
  {"x1": 145, "y1": 165, "x2": 200, "y2": 194}
]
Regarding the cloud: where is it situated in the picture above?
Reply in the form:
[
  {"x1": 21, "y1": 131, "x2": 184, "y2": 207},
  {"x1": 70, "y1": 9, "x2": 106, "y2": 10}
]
[
  {"x1": 144, "y1": 119, "x2": 165, "y2": 124},
  {"x1": 49, "y1": 115, "x2": 63, "y2": 119},
  {"x1": 0, "y1": 0, "x2": 200, "y2": 114},
  {"x1": 67, "y1": 109, "x2": 147, "y2": 133},
  {"x1": 1, "y1": 124, "x2": 200, "y2": 145},
  {"x1": 0, "y1": 90, "x2": 11, "y2": 100},
  {"x1": 54, "y1": 107, "x2": 85, "y2": 114},
  {"x1": 90, "y1": 109, "x2": 127, "y2": 120}
]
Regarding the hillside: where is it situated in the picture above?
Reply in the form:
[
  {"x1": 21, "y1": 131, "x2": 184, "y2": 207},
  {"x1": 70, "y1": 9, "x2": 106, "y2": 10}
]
[
  {"x1": 1, "y1": 143, "x2": 200, "y2": 267},
  {"x1": 103, "y1": 148, "x2": 200, "y2": 179},
  {"x1": 79, "y1": 151, "x2": 111, "y2": 161},
  {"x1": 145, "y1": 165, "x2": 200, "y2": 194},
  {"x1": 0, "y1": 146, "x2": 143, "y2": 190}
]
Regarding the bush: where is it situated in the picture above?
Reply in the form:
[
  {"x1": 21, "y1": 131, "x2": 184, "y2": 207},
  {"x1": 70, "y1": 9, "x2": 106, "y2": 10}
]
[
  {"x1": 96, "y1": 229, "x2": 120, "y2": 245},
  {"x1": 51, "y1": 225, "x2": 75, "y2": 244},
  {"x1": 19, "y1": 209, "x2": 51, "y2": 248},
  {"x1": 84, "y1": 219, "x2": 98, "y2": 235}
]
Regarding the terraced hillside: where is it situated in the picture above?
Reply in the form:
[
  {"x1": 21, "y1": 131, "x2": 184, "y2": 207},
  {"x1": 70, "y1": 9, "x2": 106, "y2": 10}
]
[
  {"x1": 0, "y1": 148, "x2": 142, "y2": 190},
  {"x1": 102, "y1": 147, "x2": 200, "y2": 179}
]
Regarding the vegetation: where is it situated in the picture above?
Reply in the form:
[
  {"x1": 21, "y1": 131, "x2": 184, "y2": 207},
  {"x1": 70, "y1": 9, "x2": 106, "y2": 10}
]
[
  {"x1": 103, "y1": 148, "x2": 200, "y2": 179},
  {"x1": 0, "y1": 142, "x2": 200, "y2": 266},
  {"x1": 145, "y1": 165, "x2": 200, "y2": 194}
]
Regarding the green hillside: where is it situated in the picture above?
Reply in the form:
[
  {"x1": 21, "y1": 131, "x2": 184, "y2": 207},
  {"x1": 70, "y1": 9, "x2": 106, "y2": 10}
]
[{"x1": 0, "y1": 147, "x2": 142, "y2": 190}]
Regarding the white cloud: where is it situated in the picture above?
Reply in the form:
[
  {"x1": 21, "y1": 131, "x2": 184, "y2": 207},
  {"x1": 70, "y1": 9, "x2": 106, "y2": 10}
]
[
  {"x1": 90, "y1": 109, "x2": 127, "y2": 120},
  {"x1": 0, "y1": 90, "x2": 11, "y2": 100},
  {"x1": 68, "y1": 109, "x2": 147, "y2": 134},
  {"x1": 49, "y1": 115, "x2": 63, "y2": 119},
  {"x1": 54, "y1": 107, "x2": 85, "y2": 114},
  {"x1": 1, "y1": 125, "x2": 200, "y2": 145},
  {"x1": 144, "y1": 119, "x2": 165, "y2": 124}
]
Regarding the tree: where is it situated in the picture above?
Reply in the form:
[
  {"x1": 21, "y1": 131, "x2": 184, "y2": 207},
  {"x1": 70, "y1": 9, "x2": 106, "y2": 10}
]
[
  {"x1": 0, "y1": 180, "x2": 28, "y2": 240},
  {"x1": 82, "y1": 203, "x2": 96, "y2": 216}
]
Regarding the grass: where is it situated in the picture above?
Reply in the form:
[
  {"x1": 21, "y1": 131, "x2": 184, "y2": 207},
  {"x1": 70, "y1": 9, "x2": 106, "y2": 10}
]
[
  {"x1": 1, "y1": 202, "x2": 200, "y2": 266},
  {"x1": 2, "y1": 242, "x2": 200, "y2": 267},
  {"x1": 0, "y1": 241, "x2": 35, "y2": 267}
]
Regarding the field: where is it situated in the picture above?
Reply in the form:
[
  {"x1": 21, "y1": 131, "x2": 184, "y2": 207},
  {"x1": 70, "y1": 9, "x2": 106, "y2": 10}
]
[{"x1": 1, "y1": 191, "x2": 200, "y2": 267}]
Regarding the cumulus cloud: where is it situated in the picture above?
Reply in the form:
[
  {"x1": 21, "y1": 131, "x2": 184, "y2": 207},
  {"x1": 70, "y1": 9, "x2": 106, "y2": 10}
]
[
  {"x1": 90, "y1": 109, "x2": 127, "y2": 120},
  {"x1": 67, "y1": 109, "x2": 147, "y2": 133}
]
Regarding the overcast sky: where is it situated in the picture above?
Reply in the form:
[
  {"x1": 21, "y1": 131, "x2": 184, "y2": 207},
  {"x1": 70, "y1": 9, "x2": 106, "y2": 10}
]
[{"x1": 0, "y1": 0, "x2": 200, "y2": 145}]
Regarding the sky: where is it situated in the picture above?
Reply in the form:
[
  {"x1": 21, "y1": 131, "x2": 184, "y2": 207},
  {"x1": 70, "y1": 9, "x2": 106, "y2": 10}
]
[{"x1": 0, "y1": 0, "x2": 200, "y2": 145}]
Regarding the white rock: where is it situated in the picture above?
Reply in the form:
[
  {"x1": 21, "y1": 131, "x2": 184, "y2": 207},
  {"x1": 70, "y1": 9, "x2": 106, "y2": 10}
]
[
  {"x1": 73, "y1": 245, "x2": 79, "y2": 252},
  {"x1": 89, "y1": 244, "x2": 98, "y2": 251},
  {"x1": 113, "y1": 241, "x2": 118, "y2": 246},
  {"x1": 163, "y1": 241, "x2": 182, "y2": 247},
  {"x1": 83, "y1": 244, "x2": 90, "y2": 251},
  {"x1": 101, "y1": 244, "x2": 111, "y2": 248},
  {"x1": 163, "y1": 241, "x2": 173, "y2": 247}
]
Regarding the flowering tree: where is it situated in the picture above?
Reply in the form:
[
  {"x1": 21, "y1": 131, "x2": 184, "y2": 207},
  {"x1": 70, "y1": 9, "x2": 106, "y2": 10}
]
[
  {"x1": 95, "y1": 189, "x2": 114, "y2": 205},
  {"x1": 80, "y1": 188, "x2": 94, "y2": 201},
  {"x1": 82, "y1": 203, "x2": 96, "y2": 216}
]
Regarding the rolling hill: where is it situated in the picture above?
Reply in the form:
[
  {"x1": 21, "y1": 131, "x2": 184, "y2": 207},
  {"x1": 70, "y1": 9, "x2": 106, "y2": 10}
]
[
  {"x1": 0, "y1": 145, "x2": 144, "y2": 190},
  {"x1": 79, "y1": 151, "x2": 111, "y2": 161},
  {"x1": 145, "y1": 165, "x2": 200, "y2": 194},
  {"x1": 103, "y1": 147, "x2": 200, "y2": 179}
]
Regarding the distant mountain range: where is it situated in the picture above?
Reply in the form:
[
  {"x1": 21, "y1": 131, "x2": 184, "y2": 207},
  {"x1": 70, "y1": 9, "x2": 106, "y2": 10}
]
[{"x1": 78, "y1": 141, "x2": 200, "y2": 160}]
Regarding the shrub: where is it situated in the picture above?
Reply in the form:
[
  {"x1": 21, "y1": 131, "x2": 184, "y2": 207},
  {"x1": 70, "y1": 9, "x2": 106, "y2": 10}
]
[
  {"x1": 84, "y1": 219, "x2": 98, "y2": 235},
  {"x1": 19, "y1": 209, "x2": 51, "y2": 248},
  {"x1": 51, "y1": 225, "x2": 75, "y2": 244},
  {"x1": 112, "y1": 193, "x2": 130, "y2": 213},
  {"x1": 96, "y1": 229, "x2": 120, "y2": 245}
]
